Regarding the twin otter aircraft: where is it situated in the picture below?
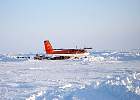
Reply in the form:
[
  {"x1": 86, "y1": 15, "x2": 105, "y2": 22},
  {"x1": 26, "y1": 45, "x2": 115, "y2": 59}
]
[{"x1": 34, "y1": 40, "x2": 92, "y2": 60}]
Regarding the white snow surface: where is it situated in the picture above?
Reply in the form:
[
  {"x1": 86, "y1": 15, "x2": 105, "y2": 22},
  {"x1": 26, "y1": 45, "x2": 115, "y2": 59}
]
[{"x1": 0, "y1": 50, "x2": 140, "y2": 100}]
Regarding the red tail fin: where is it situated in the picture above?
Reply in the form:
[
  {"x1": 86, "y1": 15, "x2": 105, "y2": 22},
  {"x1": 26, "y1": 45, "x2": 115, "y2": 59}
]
[{"x1": 44, "y1": 40, "x2": 54, "y2": 54}]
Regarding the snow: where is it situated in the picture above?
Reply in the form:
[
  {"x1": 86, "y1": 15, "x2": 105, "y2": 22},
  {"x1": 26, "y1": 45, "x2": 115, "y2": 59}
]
[{"x1": 0, "y1": 50, "x2": 140, "y2": 100}]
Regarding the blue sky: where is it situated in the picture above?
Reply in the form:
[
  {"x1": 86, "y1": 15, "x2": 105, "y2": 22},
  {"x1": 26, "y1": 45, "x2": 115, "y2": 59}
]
[{"x1": 0, "y1": 0, "x2": 140, "y2": 53}]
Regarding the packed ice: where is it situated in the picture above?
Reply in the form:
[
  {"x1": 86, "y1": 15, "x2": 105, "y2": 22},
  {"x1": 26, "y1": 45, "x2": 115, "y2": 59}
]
[{"x1": 0, "y1": 50, "x2": 140, "y2": 100}]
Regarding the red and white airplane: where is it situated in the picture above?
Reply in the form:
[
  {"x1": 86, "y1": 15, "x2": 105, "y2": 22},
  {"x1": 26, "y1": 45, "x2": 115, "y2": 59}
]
[{"x1": 44, "y1": 40, "x2": 91, "y2": 59}]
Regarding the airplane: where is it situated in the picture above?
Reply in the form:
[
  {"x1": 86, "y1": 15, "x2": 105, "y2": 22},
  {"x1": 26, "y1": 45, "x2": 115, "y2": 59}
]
[
  {"x1": 44, "y1": 40, "x2": 92, "y2": 59},
  {"x1": 34, "y1": 40, "x2": 92, "y2": 60}
]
